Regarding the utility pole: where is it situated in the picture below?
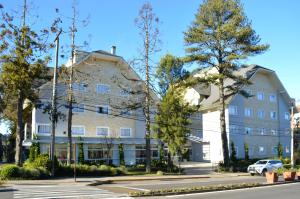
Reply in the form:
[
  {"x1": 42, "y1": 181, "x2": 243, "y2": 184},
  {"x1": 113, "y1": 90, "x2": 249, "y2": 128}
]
[
  {"x1": 50, "y1": 29, "x2": 62, "y2": 176},
  {"x1": 67, "y1": 5, "x2": 76, "y2": 165}
]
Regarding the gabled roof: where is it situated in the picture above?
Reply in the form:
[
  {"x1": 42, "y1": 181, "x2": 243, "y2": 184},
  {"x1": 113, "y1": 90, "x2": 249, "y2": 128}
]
[
  {"x1": 193, "y1": 65, "x2": 293, "y2": 111},
  {"x1": 36, "y1": 49, "x2": 160, "y2": 102}
]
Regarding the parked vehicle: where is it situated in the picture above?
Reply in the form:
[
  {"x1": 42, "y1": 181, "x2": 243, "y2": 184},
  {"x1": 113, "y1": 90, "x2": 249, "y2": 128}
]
[{"x1": 247, "y1": 159, "x2": 283, "y2": 176}]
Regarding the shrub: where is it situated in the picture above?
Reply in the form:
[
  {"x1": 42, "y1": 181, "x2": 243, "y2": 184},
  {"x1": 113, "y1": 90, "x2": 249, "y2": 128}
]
[
  {"x1": 156, "y1": 170, "x2": 164, "y2": 176},
  {"x1": 274, "y1": 167, "x2": 296, "y2": 175},
  {"x1": 55, "y1": 164, "x2": 126, "y2": 177},
  {"x1": 281, "y1": 157, "x2": 291, "y2": 164},
  {"x1": 25, "y1": 154, "x2": 51, "y2": 172},
  {"x1": 116, "y1": 166, "x2": 127, "y2": 175},
  {"x1": 0, "y1": 164, "x2": 19, "y2": 179}
]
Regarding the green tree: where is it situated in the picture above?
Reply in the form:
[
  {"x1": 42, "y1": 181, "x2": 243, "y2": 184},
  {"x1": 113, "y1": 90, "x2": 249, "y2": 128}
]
[
  {"x1": 78, "y1": 137, "x2": 84, "y2": 165},
  {"x1": 156, "y1": 54, "x2": 189, "y2": 96},
  {"x1": 230, "y1": 141, "x2": 237, "y2": 163},
  {"x1": 154, "y1": 86, "x2": 196, "y2": 157},
  {"x1": 0, "y1": 3, "x2": 51, "y2": 165},
  {"x1": 184, "y1": 0, "x2": 269, "y2": 166},
  {"x1": 244, "y1": 143, "x2": 249, "y2": 160},
  {"x1": 278, "y1": 142, "x2": 283, "y2": 159},
  {"x1": 118, "y1": 143, "x2": 125, "y2": 166}
]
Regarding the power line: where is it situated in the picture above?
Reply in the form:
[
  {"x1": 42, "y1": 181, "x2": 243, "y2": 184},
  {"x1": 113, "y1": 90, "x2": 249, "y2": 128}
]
[{"x1": 35, "y1": 100, "x2": 292, "y2": 138}]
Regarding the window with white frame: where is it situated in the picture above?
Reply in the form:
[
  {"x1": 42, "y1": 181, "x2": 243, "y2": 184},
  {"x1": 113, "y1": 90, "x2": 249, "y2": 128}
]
[
  {"x1": 284, "y1": 112, "x2": 290, "y2": 120},
  {"x1": 269, "y1": 94, "x2": 276, "y2": 102},
  {"x1": 73, "y1": 83, "x2": 87, "y2": 92},
  {"x1": 270, "y1": 111, "x2": 277, "y2": 120},
  {"x1": 258, "y1": 146, "x2": 266, "y2": 155},
  {"x1": 73, "y1": 103, "x2": 85, "y2": 113},
  {"x1": 285, "y1": 146, "x2": 290, "y2": 153},
  {"x1": 96, "y1": 105, "x2": 109, "y2": 115},
  {"x1": 270, "y1": 129, "x2": 277, "y2": 135},
  {"x1": 37, "y1": 124, "x2": 51, "y2": 134},
  {"x1": 229, "y1": 105, "x2": 238, "y2": 115},
  {"x1": 258, "y1": 109, "x2": 265, "y2": 118},
  {"x1": 87, "y1": 144, "x2": 112, "y2": 160},
  {"x1": 257, "y1": 91, "x2": 264, "y2": 100},
  {"x1": 244, "y1": 107, "x2": 253, "y2": 117},
  {"x1": 71, "y1": 126, "x2": 85, "y2": 135},
  {"x1": 245, "y1": 127, "x2": 252, "y2": 135},
  {"x1": 120, "y1": 128, "x2": 131, "y2": 137},
  {"x1": 96, "y1": 127, "x2": 109, "y2": 136},
  {"x1": 96, "y1": 84, "x2": 110, "y2": 94},
  {"x1": 259, "y1": 128, "x2": 266, "y2": 135}
]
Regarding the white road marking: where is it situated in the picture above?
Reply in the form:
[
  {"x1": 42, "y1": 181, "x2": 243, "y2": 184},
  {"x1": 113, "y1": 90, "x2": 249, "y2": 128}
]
[
  {"x1": 116, "y1": 185, "x2": 150, "y2": 191},
  {"x1": 13, "y1": 184, "x2": 130, "y2": 199}
]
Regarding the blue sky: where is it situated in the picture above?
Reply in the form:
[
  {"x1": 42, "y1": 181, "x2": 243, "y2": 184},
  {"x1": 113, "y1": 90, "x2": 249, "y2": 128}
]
[{"x1": 0, "y1": 0, "x2": 300, "y2": 133}]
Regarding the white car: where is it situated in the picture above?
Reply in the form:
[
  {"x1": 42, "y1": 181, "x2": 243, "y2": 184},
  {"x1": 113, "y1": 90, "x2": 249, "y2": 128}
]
[{"x1": 247, "y1": 159, "x2": 283, "y2": 176}]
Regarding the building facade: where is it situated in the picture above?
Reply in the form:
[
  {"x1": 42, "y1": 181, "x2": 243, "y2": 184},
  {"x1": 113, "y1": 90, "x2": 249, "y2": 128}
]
[
  {"x1": 24, "y1": 48, "x2": 159, "y2": 166},
  {"x1": 185, "y1": 65, "x2": 293, "y2": 164}
]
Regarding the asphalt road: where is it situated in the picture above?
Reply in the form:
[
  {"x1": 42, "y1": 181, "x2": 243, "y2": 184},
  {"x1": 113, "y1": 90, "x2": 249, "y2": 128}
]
[{"x1": 157, "y1": 183, "x2": 300, "y2": 199}]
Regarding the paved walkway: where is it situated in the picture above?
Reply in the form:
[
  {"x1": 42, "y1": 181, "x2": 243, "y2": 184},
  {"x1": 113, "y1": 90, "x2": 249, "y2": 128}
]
[{"x1": 7, "y1": 173, "x2": 249, "y2": 186}]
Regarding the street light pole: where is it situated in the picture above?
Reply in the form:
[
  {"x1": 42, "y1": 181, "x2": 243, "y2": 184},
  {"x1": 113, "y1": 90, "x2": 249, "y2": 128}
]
[{"x1": 50, "y1": 29, "x2": 62, "y2": 177}]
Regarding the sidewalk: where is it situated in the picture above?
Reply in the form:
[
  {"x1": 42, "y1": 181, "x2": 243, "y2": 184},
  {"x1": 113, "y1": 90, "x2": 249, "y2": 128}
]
[{"x1": 6, "y1": 172, "x2": 250, "y2": 186}]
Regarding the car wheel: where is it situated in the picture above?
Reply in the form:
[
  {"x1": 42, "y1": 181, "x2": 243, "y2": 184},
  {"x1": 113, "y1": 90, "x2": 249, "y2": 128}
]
[{"x1": 262, "y1": 169, "x2": 267, "y2": 176}]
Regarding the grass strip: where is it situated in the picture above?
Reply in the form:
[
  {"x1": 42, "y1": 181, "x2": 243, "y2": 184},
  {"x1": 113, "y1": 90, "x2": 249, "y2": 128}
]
[{"x1": 129, "y1": 182, "x2": 263, "y2": 197}]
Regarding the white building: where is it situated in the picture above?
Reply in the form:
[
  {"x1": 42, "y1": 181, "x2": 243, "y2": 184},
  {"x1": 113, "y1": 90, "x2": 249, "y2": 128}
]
[{"x1": 185, "y1": 65, "x2": 293, "y2": 164}]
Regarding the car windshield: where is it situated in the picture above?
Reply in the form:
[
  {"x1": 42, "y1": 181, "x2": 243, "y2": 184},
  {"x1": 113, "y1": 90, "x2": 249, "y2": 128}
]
[{"x1": 255, "y1": 160, "x2": 268, "y2": 164}]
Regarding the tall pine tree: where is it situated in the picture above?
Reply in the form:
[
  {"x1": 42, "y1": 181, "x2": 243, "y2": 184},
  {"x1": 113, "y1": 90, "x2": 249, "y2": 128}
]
[
  {"x1": 0, "y1": 2, "x2": 51, "y2": 165},
  {"x1": 184, "y1": 0, "x2": 268, "y2": 166},
  {"x1": 155, "y1": 54, "x2": 196, "y2": 160},
  {"x1": 154, "y1": 86, "x2": 195, "y2": 157}
]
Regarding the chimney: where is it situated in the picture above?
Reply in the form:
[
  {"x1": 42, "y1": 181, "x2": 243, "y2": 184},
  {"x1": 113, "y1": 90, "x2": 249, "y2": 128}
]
[{"x1": 111, "y1": 46, "x2": 116, "y2": 55}]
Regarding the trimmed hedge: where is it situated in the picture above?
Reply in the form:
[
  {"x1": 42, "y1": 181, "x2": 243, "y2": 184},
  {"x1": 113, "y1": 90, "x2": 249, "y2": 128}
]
[{"x1": 56, "y1": 164, "x2": 127, "y2": 177}]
